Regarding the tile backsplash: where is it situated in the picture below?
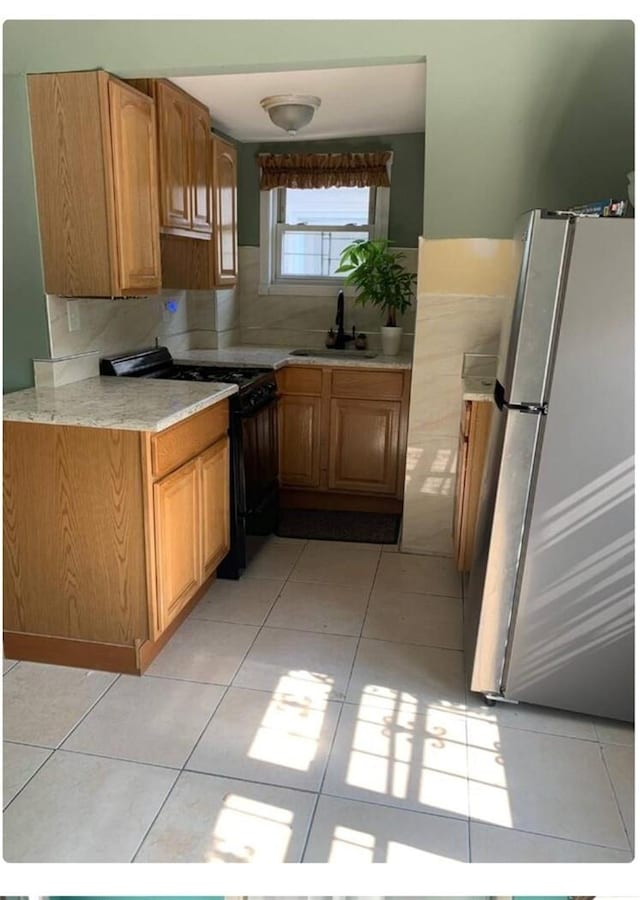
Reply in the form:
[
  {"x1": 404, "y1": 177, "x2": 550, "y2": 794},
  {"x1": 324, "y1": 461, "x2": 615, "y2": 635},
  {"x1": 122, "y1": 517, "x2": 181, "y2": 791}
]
[{"x1": 236, "y1": 245, "x2": 417, "y2": 352}]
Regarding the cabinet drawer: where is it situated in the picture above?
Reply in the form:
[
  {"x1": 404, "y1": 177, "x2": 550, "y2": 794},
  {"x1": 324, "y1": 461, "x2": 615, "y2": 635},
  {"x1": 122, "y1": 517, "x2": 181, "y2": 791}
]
[
  {"x1": 331, "y1": 369, "x2": 404, "y2": 401},
  {"x1": 151, "y1": 401, "x2": 228, "y2": 479},
  {"x1": 277, "y1": 366, "x2": 323, "y2": 395}
]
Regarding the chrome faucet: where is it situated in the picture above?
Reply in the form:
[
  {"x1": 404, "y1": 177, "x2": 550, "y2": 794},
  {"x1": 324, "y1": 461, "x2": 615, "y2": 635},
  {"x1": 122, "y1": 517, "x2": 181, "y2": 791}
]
[{"x1": 334, "y1": 290, "x2": 355, "y2": 349}]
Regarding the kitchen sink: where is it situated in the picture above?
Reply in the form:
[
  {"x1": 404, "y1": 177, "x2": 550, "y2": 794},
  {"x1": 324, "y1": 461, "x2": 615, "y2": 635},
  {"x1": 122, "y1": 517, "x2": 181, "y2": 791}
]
[{"x1": 290, "y1": 348, "x2": 378, "y2": 359}]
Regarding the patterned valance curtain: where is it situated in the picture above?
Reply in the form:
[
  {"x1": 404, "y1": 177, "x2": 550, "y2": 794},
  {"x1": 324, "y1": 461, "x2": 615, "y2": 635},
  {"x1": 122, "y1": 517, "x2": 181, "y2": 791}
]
[{"x1": 257, "y1": 151, "x2": 393, "y2": 190}]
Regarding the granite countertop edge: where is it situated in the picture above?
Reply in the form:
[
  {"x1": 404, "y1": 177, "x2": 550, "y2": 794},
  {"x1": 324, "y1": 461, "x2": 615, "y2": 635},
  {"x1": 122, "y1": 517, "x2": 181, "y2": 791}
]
[
  {"x1": 3, "y1": 377, "x2": 238, "y2": 432},
  {"x1": 174, "y1": 345, "x2": 414, "y2": 370}
]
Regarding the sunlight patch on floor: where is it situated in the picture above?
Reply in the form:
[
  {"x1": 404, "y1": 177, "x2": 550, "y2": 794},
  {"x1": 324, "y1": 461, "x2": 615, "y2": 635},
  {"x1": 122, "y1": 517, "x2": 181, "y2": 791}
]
[
  {"x1": 248, "y1": 671, "x2": 331, "y2": 771},
  {"x1": 345, "y1": 688, "x2": 468, "y2": 817},
  {"x1": 466, "y1": 718, "x2": 513, "y2": 827},
  {"x1": 209, "y1": 793, "x2": 293, "y2": 863}
]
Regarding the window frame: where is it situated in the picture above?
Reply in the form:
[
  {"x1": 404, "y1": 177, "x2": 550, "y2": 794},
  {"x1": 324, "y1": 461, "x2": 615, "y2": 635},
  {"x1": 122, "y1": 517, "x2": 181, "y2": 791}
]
[{"x1": 259, "y1": 183, "x2": 390, "y2": 296}]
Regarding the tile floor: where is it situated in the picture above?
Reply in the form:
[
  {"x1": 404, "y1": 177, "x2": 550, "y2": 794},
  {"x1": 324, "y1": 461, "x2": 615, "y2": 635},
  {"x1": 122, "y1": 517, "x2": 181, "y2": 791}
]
[{"x1": 2, "y1": 536, "x2": 634, "y2": 863}]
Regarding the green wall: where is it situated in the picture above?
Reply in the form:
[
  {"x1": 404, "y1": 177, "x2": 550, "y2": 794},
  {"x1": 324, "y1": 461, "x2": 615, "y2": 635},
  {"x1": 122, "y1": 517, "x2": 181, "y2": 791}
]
[
  {"x1": 3, "y1": 19, "x2": 634, "y2": 391},
  {"x1": 237, "y1": 133, "x2": 425, "y2": 247}
]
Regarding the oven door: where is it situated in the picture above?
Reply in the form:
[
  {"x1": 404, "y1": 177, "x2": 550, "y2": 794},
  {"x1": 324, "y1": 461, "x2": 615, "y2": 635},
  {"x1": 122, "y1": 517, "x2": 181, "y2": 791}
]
[{"x1": 240, "y1": 395, "x2": 279, "y2": 531}]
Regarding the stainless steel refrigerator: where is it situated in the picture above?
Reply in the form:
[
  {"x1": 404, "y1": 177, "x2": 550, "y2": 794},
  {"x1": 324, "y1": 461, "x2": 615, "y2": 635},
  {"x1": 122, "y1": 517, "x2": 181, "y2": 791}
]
[{"x1": 466, "y1": 209, "x2": 634, "y2": 722}]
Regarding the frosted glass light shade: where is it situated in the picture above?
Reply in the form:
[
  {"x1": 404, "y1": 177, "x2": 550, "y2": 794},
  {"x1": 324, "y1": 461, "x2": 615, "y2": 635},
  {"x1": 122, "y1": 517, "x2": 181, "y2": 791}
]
[{"x1": 260, "y1": 94, "x2": 321, "y2": 135}]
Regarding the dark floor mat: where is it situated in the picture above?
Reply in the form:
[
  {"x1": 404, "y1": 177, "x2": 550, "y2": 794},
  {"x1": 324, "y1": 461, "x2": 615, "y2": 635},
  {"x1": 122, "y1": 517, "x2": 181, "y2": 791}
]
[{"x1": 276, "y1": 507, "x2": 400, "y2": 544}]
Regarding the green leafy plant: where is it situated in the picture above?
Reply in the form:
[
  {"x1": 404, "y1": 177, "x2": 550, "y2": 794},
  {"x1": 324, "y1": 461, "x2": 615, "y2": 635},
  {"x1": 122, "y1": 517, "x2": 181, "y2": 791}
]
[{"x1": 336, "y1": 238, "x2": 416, "y2": 327}]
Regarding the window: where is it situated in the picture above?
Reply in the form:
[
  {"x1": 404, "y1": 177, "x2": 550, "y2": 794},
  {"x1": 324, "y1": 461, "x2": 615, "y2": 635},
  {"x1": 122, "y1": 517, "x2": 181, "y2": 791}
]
[
  {"x1": 277, "y1": 186, "x2": 373, "y2": 279},
  {"x1": 259, "y1": 175, "x2": 391, "y2": 295}
]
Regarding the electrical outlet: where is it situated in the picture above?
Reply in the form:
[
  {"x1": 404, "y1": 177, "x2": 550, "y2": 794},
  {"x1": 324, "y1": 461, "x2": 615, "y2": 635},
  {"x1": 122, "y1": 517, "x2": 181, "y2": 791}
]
[{"x1": 66, "y1": 300, "x2": 81, "y2": 332}]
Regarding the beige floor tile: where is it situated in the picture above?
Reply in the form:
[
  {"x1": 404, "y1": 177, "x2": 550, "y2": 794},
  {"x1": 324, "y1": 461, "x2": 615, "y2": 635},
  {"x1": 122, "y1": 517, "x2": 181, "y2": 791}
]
[
  {"x1": 266, "y1": 581, "x2": 369, "y2": 636},
  {"x1": 3, "y1": 749, "x2": 177, "y2": 861},
  {"x1": 3, "y1": 659, "x2": 18, "y2": 674},
  {"x1": 244, "y1": 538, "x2": 306, "y2": 579},
  {"x1": 322, "y1": 701, "x2": 468, "y2": 820},
  {"x1": 3, "y1": 662, "x2": 117, "y2": 748},
  {"x1": 470, "y1": 821, "x2": 633, "y2": 862},
  {"x1": 3, "y1": 742, "x2": 52, "y2": 808},
  {"x1": 463, "y1": 693, "x2": 599, "y2": 741},
  {"x1": 593, "y1": 716, "x2": 634, "y2": 745},
  {"x1": 135, "y1": 770, "x2": 316, "y2": 863},
  {"x1": 346, "y1": 638, "x2": 466, "y2": 710},
  {"x1": 363, "y1": 589, "x2": 463, "y2": 650},
  {"x1": 145, "y1": 618, "x2": 258, "y2": 684},
  {"x1": 190, "y1": 576, "x2": 285, "y2": 625},
  {"x1": 602, "y1": 743, "x2": 634, "y2": 846},
  {"x1": 288, "y1": 542, "x2": 380, "y2": 589},
  {"x1": 467, "y1": 718, "x2": 630, "y2": 849},
  {"x1": 187, "y1": 686, "x2": 340, "y2": 791},
  {"x1": 303, "y1": 794, "x2": 469, "y2": 862},
  {"x1": 374, "y1": 552, "x2": 461, "y2": 597},
  {"x1": 233, "y1": 627, "x2": 358, "y2": 702},
  {"x1": 63, "y1": 676, "x2": 224, "y2": 768}
]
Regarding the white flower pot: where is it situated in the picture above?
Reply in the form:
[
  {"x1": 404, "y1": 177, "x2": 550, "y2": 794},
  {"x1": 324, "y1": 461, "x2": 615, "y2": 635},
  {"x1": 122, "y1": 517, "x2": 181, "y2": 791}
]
[{"x1": 381, "y1": 325, "x2": 403, "y2": 356}]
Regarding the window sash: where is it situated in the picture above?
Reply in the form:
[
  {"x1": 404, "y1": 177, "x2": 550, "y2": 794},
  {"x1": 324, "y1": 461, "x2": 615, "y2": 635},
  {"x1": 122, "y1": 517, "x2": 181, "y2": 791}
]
[
  {"x1": 274, "y1": 223, "x2": 372, "y2": 281},
  {"x1": 277, "y1": 187, "x2": 376, "y2": 228}
]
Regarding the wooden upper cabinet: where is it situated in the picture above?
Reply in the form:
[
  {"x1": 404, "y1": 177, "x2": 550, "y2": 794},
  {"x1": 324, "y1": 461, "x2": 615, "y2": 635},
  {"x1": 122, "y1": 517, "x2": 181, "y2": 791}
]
[
  {"x1": 155, "y1": 80, "x2": 192, "y2": 232},
  {"x1": 212, "y1": 136, "x2": 238, "y2": 284},
  {"x1": 150, "y1": 79, "x2": 213, "y2": 239},
  {"x1": 191, "y1": 107, "x2": 214, "y2": 234},
  {"x1": 108, "y1": 80, "x2": 161, "y2": 294},
  {"x1": 28, "y1": 70, "x2": 161, "y2": 297}
]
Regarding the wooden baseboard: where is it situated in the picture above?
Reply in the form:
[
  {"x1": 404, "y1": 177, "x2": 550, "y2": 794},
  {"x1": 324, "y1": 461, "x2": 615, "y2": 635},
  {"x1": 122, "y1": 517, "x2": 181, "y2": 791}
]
[
  {"x1": 137, "y1": 570, "x2": 217, "y2": 673},
  {"x1": 280, "y1": 488, "x2": 403, "y2": 514},
  {"x1": 4, "y1": 573, "x2": 218, "y2": 676},
  {"x1": 3, "y1": 631, "x2": 138, "y2": 674}
]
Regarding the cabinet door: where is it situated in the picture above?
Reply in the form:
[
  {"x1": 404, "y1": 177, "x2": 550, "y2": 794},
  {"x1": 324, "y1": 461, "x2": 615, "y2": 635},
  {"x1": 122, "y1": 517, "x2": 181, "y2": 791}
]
[
  {"x1": 191, "y1": 107, "x2": 213, "y2": 234},
  {"x1": 328, "y1": 398, "x2": 400, "y2": 494},
  {"x1": 279, "y1": 395, "x2": 322, "y2": 488},
  {"x1": 154, "y1": 458, "x2": 201, "y2": 631},
  {"x1": 453, "y1": 405, "x2": 470, "y2": 569},
  {"x1": 200, "y1": 436, "x2": 230, "y2": 578},
  {"x1": 108, "y1": 79, "x2": 161, "y2": 294},
  {"x1": 156, "y1": 81, "x2": 192, "y2": 231},
  {"x1": 212, "y1": 137, "x2": 238, "y2": 284}
]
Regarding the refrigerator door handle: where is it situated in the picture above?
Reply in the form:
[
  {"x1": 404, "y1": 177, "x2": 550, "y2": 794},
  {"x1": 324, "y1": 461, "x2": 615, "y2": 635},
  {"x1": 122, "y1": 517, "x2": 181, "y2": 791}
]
[{"x1": 494, "y1": 380, "x2": 548, "y2": 415}]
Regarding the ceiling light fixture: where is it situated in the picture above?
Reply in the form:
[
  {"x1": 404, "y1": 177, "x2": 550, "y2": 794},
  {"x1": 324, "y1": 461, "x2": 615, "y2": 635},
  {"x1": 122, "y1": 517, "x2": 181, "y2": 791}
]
[{"x1": 260, "y1": 94, "x2": 321, "y2": 135}]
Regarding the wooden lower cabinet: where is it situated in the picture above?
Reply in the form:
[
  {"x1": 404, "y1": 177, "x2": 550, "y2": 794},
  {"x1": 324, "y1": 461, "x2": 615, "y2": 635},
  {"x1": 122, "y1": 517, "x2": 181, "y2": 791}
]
[
  {"x1": 201, "y1": 437, "x2": 231, "y2": 577},
  {"x1": 453, "y1": 400, "x2": 493, "y2": 571},
  {"x1": 3, "y1": 402, "x2": 230, "y2": 673},
  {"x1": 278, "y1": 364, "x2": 409, "y2": 504},
  {"x1": 154, "y1": 458, "x2": 201, "y2": 632},
  {"x1": 328, "y1": 398, "x2": 400, "y2": 494},
  {"x1": 278, "y1": 394, "x2": 322, "y2": 488}
]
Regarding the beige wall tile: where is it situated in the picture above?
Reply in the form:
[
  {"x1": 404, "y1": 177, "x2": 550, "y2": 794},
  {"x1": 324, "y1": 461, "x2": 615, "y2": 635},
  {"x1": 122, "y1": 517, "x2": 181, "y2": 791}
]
[{"x1": 418, "y1": 236, "x2": 515, "y2": 296}]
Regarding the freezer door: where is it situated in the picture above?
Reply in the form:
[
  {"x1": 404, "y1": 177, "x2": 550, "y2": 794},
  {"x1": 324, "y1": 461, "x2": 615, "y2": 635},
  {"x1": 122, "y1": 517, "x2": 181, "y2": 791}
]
[
  {"x1": 497, "y1": 210, "x2": 572, "y2": 405},
  {"x1": 467, "y1": 405, "x2": 544, "y2": 695},
  {"x1": 503, "y1": 218, "x2": 634, "y2": 721}
]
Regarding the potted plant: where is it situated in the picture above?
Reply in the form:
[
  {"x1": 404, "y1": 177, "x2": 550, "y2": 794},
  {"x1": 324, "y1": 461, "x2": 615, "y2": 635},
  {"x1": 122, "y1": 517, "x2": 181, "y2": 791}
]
[{"x1": 337, "y1": 238, "x2": 416, "y2": 356}]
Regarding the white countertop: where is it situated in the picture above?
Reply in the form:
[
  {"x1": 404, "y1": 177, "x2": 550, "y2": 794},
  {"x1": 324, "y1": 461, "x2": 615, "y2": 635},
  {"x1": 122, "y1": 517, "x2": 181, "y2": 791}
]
[
  {"x1": 175, "y1": 345, "x2": 414, "y2": 370},
  {"x1": 3, "y1": 376, "x2": 237, "y2": 432},
  {"x1": 462, "y1": 375, "x2": 495, "y2": 402}
]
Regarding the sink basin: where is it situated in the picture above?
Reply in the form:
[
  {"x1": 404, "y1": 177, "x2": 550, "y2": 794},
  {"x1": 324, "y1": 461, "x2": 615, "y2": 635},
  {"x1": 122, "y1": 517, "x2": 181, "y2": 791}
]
[{"x1": 290, "y1": 348, "x2": 378, "y2": 359}]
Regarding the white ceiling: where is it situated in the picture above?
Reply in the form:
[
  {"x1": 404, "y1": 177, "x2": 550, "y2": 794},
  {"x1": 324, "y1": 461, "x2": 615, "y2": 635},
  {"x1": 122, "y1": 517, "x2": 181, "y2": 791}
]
[{"x1": 170, "y1": 62, "x2": 426, "y2": 142}]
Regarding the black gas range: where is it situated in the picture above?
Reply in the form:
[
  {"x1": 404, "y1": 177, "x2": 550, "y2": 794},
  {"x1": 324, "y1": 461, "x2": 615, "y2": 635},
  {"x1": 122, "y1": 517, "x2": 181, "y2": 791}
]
[{"x1": 100, "y1": 347, "x2": 279, "y2": 578}]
